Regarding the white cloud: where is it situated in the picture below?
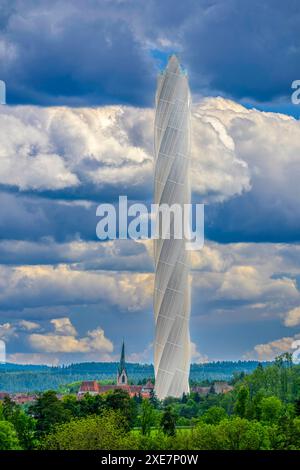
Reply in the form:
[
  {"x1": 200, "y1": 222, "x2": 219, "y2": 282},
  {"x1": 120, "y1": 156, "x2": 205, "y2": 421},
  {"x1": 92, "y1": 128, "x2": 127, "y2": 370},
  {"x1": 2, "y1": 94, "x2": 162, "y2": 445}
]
[
  {"x1": 127, "y1": 343, "x2": 153, "y2": 363},
  {"x1": 0, "y1": 98, "x2": 299, "y2": 214},
  {"x1": 0, "y1": 322, "x2": 17, "y2": 341},
  {"x1": 218, "y1": 265, "x2": 298, "y2": 301},
  {"x1": 246, "y1": 333, "x2": 300, "y2": 361},
  {"x1": 0, "y1": 264, "x2": 152, "y2": 312},
  {"x1": 29, "y1": 317, "x2": 113, "y2": 354},
  {"x1": 283, "y1": 307, "x2": 300, "y2": 327},
  {"x1": 50, "y1": 317, "x2": 77, "y2": 336},
  {"x1": 18, "y1": 319, "x2": 40, "y2": 331},
  {"x1": 7, "y1": 352, "x2": 60, "y2": 366},
  {"x1": 190, "y1": 342, "x2": 209, "y2": 364}
]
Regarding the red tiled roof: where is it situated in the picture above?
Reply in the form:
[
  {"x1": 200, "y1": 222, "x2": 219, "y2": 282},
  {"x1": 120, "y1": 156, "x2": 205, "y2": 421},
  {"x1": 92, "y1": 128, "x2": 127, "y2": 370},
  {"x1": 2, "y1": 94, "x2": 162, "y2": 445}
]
[
  {"x1": 79, "y1": 380, "x2": 100, "y2": 392},
  {"x1": 143, "y1": 380, "x2": 154, "y2": 390}
]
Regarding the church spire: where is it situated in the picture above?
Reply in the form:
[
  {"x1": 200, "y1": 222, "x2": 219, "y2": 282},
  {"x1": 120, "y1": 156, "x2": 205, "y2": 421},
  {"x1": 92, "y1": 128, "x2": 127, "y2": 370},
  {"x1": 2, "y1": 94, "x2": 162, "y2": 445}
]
[
  {"x1": 118, "y1": 340, "x2": 126, "y2": 374},
  {"x1": 117, "y1": 340, "x2": 128, "y2": 385}
]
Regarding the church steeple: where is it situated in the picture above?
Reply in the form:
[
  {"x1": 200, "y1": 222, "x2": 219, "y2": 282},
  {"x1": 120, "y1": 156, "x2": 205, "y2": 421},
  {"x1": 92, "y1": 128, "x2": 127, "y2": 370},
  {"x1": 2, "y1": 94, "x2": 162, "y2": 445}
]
[{"x1": 117, "y1": 340, "x2": 128, "y2": 385}]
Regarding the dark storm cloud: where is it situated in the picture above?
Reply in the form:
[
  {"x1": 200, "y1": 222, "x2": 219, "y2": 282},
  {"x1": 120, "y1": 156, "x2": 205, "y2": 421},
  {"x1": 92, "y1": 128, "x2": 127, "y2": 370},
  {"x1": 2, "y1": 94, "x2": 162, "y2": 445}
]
[
  {"x1": 181, "y1": 0, "x2": 300, "y2": 102},
  {"x1": 205, "y1": 191, "x2": 300, "y2": 244},
  {"x1": 1, "y1": 0, "x2": 299, "y2": 105},
  {"x1": 0, "y1": 191, "x2": 97, "y2": 242},
  {"x1": 0, "y1": 0, "x2": 154, "y2": 106}
]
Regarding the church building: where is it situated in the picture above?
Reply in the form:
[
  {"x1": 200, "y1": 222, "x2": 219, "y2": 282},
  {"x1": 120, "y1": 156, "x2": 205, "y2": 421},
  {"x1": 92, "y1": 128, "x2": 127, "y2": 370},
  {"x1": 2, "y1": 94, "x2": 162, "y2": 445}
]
[{"x1": 78, "y1": 340, "x2": 153, "y2": 399}]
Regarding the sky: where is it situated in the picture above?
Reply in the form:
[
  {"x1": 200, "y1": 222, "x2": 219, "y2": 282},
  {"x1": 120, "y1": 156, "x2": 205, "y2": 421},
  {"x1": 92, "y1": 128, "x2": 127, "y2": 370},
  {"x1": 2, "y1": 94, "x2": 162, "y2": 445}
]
[{"x1": 0, "y1": 0, "x2": 300, "y2": 365}]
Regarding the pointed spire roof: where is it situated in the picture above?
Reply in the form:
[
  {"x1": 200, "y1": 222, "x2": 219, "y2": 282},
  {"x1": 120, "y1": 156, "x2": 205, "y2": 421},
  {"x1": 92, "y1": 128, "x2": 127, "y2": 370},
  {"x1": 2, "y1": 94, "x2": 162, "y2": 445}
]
[{"x1": 118, "y1": 340, "x2": 126, "y2": 374}]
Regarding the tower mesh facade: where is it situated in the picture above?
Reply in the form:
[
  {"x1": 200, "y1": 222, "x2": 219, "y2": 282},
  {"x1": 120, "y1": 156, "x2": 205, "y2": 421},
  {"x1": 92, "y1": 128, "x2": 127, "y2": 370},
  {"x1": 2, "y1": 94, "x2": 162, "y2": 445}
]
[{"x1": 153, "y1": 55, "x2": 191, "y2": 399}]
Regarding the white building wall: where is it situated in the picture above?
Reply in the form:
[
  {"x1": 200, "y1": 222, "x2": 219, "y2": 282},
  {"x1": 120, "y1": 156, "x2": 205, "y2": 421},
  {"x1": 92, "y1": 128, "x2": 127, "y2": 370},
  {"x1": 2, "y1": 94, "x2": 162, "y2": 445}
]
[{"x1": 153, "y1": 55, "x2": 191, "y2": 399}]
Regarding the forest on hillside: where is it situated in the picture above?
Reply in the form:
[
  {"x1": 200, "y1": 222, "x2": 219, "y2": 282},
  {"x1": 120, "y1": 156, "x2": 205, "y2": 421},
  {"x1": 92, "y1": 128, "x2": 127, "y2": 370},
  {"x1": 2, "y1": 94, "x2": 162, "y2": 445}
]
[{"x1": 0, "y1": 361, "x2": 269, "y2": 392}]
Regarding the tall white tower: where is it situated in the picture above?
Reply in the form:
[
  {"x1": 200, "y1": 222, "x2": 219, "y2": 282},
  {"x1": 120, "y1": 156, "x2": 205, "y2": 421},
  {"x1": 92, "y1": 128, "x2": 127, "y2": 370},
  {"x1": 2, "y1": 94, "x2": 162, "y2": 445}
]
[{"x1": 153, "y1": 55, "x2": 191, "y2": 399}]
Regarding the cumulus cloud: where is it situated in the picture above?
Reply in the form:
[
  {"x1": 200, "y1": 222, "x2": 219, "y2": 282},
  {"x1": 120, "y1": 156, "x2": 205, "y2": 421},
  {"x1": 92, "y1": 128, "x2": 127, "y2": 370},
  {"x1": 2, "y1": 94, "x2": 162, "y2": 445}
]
[
  {"x1": 203, "y1": 98, "x2": 300, "y2": 241},
  {"x1": 246, "y1": 334, "x2": 300, "y2": 361},
  {"x1": 219, "y1": 265, "x2": 297, "y2": 301},
  {"x1": 1, "y1": 97, "x2": 300, "y2": 236},
  {"x1": 0, "y1": 322, "x2": 17, "y2": 341},
  {"x1": 0, "y1": 264, "x2": 152, "y2": 312},
  {"x1": 18, "y1": 320, "x2": 40, "y2": 331},
  {"x1": 0, "y1": 106, "x2": 151, "y2": 193},
  {"x1": 283, "y1": 307, "x2": 300, "y2": 327},
  {"x1": 192, "y1": 242, "x2": 300, "y2": 309},
  {"x1": 190, "y1": 342, "x2": 209, "y2": 364},
  {"x1": 127, "y1": 343, "x2": 153, "y2": 364},
  {"x1": 50, "y1": 317, "x2": 77, "y2": 336},
  {"x1": 0, "y1": 99, "x2": 259, "y2": 204},
  {"x1": 28, "y1": 317, "x2": 113, "y2": 354}
]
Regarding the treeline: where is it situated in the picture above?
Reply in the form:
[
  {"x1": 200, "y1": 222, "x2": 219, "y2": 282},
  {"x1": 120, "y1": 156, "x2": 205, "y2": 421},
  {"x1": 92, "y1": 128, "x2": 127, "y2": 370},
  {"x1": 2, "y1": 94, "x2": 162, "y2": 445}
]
[
  {"x1": 0, "y1": 354, "x2": 300, "y2": 450},
  {"x1": 0, "y1": 360, "x2": 267, "y2": 392}
]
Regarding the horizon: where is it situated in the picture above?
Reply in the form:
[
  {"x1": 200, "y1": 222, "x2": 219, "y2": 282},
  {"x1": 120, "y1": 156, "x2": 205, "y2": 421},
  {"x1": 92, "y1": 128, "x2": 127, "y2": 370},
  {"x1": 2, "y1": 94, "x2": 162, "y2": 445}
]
[{"x1": 1, "y1": 358, "x2": 274, "y2": 368}]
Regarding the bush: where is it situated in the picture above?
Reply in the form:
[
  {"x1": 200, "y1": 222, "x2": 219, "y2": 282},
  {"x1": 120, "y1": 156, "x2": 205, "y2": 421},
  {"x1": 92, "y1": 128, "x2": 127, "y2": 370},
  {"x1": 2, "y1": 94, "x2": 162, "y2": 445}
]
[{"x1": 42, "y1": 411, "x2": 131, "y2": 450}]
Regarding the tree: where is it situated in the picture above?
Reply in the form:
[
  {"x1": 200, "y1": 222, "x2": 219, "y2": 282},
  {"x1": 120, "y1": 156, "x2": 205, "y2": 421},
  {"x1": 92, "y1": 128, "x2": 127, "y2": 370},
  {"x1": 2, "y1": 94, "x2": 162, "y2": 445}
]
[
  {"x1": 1, "y1": 396, "x2": 16, "y2": 420},
  {"x1": 234, "y1": 386, "x2": 250, "y2": 418},
  {"x1": 216, "y1": 417, "x2": 270, "y2": 450},
  {"x1": 260, "y1": 396, "x2": 283, "y2": 424},
  {"x1": 43, "y1": 411, "x2": 129, "y2": 450},
  {"x1": 201, "y1": 406, "x2": 227, "y2": 425},
  {"x1": 181, "y1": 393, "x2": 188, "y2": 404},
  {"x1": 133, "y1": 393, "x2": 143, "y2": 405},
  {"x1": 29, "y1": 390, "x2": 71, "y2": 435},
  {"x1": 294, "y1": 398, "x2": 300, "y2": 416},
  {"x1": 105, "y1": 389, "x2": 137, "y2": 430},
  {"x1": 10, "y1": 408, "x2": 37, "y2": 449},
  {"x1": 140, "y1": 399, "x2": 154, "y2": 436},
  {"x1": 193, "y1": 392, "x2": 201, "y2": 404},
  {"x1": 2, "y1": 396, "x2": 37, "y2": 449},
  {"x1": 62, "y1": 394, "x2": 82, "y2": 418},
  {"x1": 149, "y1": 389, "x2": 160, "y2": 409},
  {"x1": 160, "y1": 406, "x2": 177, "y2": 437},
  {"x1": 179, "y1": 399, "x2": 198, "y2": 419},
  {"x1": 78, "y1": 393, "x2": 104, "y2": 416},
  {"x1": 0, "y1": 420, "x2": 20, "y2": 450}
]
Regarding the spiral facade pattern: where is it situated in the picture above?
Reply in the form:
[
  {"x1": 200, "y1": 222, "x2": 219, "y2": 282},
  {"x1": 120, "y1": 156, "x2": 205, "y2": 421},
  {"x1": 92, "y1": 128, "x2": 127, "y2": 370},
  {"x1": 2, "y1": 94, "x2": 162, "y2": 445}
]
[{"x1": 153, "y1": 55, "x2": 191, "y2": 399}]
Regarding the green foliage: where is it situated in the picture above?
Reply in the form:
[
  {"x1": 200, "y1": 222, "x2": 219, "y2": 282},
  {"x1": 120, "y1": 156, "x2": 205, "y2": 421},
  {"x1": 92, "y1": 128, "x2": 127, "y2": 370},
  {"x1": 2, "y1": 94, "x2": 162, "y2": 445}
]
[
  {"x1": 192, "y1": 417, "x2": 270, "y2": 450},
  {"x1": 62, "y1": 394, "x2": 82, "y2": 417},
  {"x1": 0, "y1": 361, "x2": 265, "y2": 393},
  {"x1": 294, "y1": 398, "x2": 300, "y2": 416},
  {"x1": 43, "y1": 411, "x2": 130, "y2": 450},
  {"x1": 104, "y1": 389, "x2": 137, "y2": 430},
  {"x1": 259, "y1": 396, "x2": 283, "y2": 424},
  {"x1": 1, "y1": 396, "x2": 37, "y2": 449},
  {"x1": 29, "y1": 390, "x2": 71, "y2": 435},
  {"x1": 160, "y1": 405, "x2": 177, "y2": 437},
  {"x1": 79, "y1": 393, "x2": 104, "y2": 416},
  {"x1": 234, "y1": 385, "x2": 250, "y2": 418},
  {"x1": 140, "y1": 399, "x2": 154, "y2": 435},
  {"x1": 200, "y1": 406, "x2": 227, "y2": 425},
  {"x1": 0, "y1": 420, "x2": 21, "y2": 450},
  {"x1": 149, "y1": 389, "x2": 160, "y2": 408}
]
